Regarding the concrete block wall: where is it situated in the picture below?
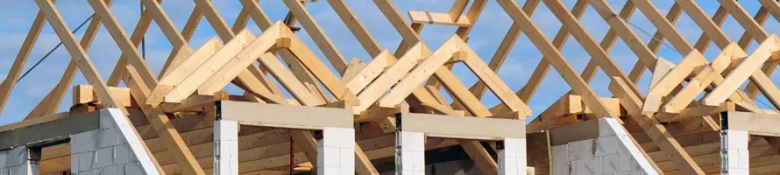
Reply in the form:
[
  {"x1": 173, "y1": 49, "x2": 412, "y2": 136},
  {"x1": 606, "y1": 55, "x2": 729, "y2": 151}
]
[
  {"x1": 551, "y1": 118, "x2": 657, "y2": 175},
  {"x1": 722, "y1": 129, "x2": 749, "y2": 174},
  {"x1": 318, "y1": 127, "x2": 356, "y2": 175},
  {"x1": 396, "y1": 131, "x2": 425, "y2": 175},
  {"x1": 70, "y1": 108, "x2": 159, "y2": 175},
  {"x1": 499, "y1": 137, "x2": 527, "y2": 175},
  {"x1": 0, "y1": 146, "x2": 38, "y2": 175},
  {"x1": 214, "y1": 120, "x2": 239, "y2": 175}
]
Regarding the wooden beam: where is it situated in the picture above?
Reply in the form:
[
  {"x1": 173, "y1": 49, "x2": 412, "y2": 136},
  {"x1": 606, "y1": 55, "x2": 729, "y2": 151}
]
[
  {"x1": 34, "y1": 0, "x2": 164, "y2": 173},
  {"x1": 723, "y1": 111, "x2": 780, "y2": 137},
  {"x1": 344, "y1": 50, "x2": 393, "y2": 94},
  {"x1": 72, "y1": 85, "x2": 132, "y2": 107},
  {"x1": 326, "y1": 0, "x2": 383, "y2": 56},
  {"x1": 495, "y1": 0, "x2": 618, "y2": 119},
  {"x1": 283, "y1": 0, "x2": 349, "y2": 74},
  {"x1": 105, "y1": 0, "x2": 160, "y2": 86},
  {"x1": 408, "y1": 11, "x2": 471, "y2": 26},
  {"x1": 220, "y1": 101, "x2": 353, "y2": 130},
  {"x1": 238, "y1": 0, "x2": 329, "y2": 102},
  {"x1": 87, "y1": 0, "x2": 157, "y2": 88},
  {"x1": 703, "y1": 35, "x2": 780, "y2": 106},
  {"x1": 542, "y1": 0, "x2": 644, "y2": 99},
  {"x1": 609, "y1": 76, "x2": 705, "y2": 174},
  {"x1": 448, "y1": 0, "x2": 469, "y2": 22},
  {"x1": 399, "y1": 113, "x2": 525, "y2": 140},
  {"x1": 355, "y1": 43, "x2": 426, "y2": 112},
  {"x1": 0, "y1": 5, "x2": 51, "y2": 117},
  {"x1": 159, "y1": 29, "x2": 257, "y2": 103},
  {"x1": 195, "y1": 25, "x2": 283, "y2": 94},
  {"x1": 122, "y1": 65, "x2": 206, "y2": 175},
  {"x1": 140, "y1": 0, "x2": 195, "y2": 77},
  {"x1": 458, "y1": 40, "x2": 531, "y2": 117}
]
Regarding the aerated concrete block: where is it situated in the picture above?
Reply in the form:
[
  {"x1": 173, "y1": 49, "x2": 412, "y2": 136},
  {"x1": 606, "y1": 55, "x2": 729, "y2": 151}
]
[
  {"x1": 595, "y1": 136, "x2": 617, "y2": 156},
  {"x1": 726, "y1": 130, "x2": 749, "y2": 150},
  {"x1": 113, "y1": 144, "x2": 135, "y2": 165},
  {"x1": 318, "y1": 127, "x2": 356, "y2": 175},
  {"x1": 97, "y1": 127, "x2": 124, "y2": 148},
  {"x1": 322, "y1": 127, "x2": 355, "y2": 148},
  {"x1": 499, "y1": 138, "x2": 527, "y2": 175},
  {"x1": 96, "y1": 146, "x2": 116, "y2": 168},
  {"x1": 571, "y1": 157, "x2": 601, "y2": 175},
  {"x1": 71, "y1": 108, "x2": 161, "y2": 175},
  {"x1": 78, "y1": 150, "x2": 95, "y2": 172},
  {"x1": 124, "y1": 161, "x2": 144, "y2": 175},
  {"x1": 396, "y1": 131, "x2": 425, "y2": 174},
  {"x1": 214, "y1": 120, "x2": 239, "y2": 175},
  {"x1": 568, "y1": 139, "x2": 595, "y2": 161},
  {"x1": 71, "y1": 130, "x2": 98, "y2": 153}
]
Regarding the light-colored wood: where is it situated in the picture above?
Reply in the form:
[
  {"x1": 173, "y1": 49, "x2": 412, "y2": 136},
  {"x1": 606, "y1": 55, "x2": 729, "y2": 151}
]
[
  {"x1": 663, "y1": 43, "x2": 749, "y2": 113},
  {"x1": 106, "y1": 0, "x2": 161, "y2": 86},
  {"x1": 140, "y1": 0, "x2": 195, "y2": 77},
  {"x1": 87, "y1": 0, "x2": 157, "y2": 88},
  {"x1": 122, "y1": 66, "x2": 205, "y2": 175},
  {"x1": 344, "y1": 50, "x2": 393, "y2": 94},
  {"x1": 342, "y1": 58, "x2": 367, "y2": 83},
  {"x1": 281, "y1": 28, "x2": 358, "y2": 103},
  {"x1": 221, "y1": 101, "x2": 354, "y2": 129},
  {"x1": 542, "y1": 0, "x2": 644, "y2": 99},
  {"x1": 496, "y1": 0, "x2": 618, "y2": 119},
  {"x1": 10, "y1": 0, "x2": 780, "y2": 174},
  {"x1": 283, "y1": 0, "x2": 348, "y2": 74},
  {"x1": 704, "y1": 35, "x2": 780, "y2": 106},
  {"x1": 448, "y1": 0, "x2": 469, "y2": 22},
  {"x1": 0, "y1": 7, "x2": 50, "y2": 117},
  {"x1": 72, "y1": 85, "x2": 131, "y2": 107},
  {"x1": 377, "y1": 37, "x2": 460, "y2": 108},
  {"x1": 26, "y1": 0, "x2": 114, "y2": 119},
  {"x1": 195, "y1": 24, "x2": 283, "y2": 94},
  {"x1": 724, "y1": 112, "x2": 780, "y2": 136},
  {"x1": 649, "y1": 57, "x2": 675, "y2": 90},
  {"x1": 34, "y1": 1, "x2": 165, "y2": 173},
  {"x1": 408, "y1": 11, "x2": 471, "y2": 26},
  {"x1": 356, "y1": 43, "x2": 426, "y2": 112},
  {"x1": 458, "y1": 40, "x2": 531, "y2": 117},
  {"x1": 160, "y1": 30, "x2": 256, "y2": 103},
  {"x1": 326, "y1": 0, "x2": 382, "y2": 56},
  {"x1": 159, "y1": 91, "x2": 229, "y2": 112},
  {"x1": 400, "y1": 113, "x2": 525, "y2": 140},
  {"x1": 238, "y1": 0, "x2": 330, "y2": 102},
  {"x1": 609, "y1": 76, "x2": 705, "y2": 175}
]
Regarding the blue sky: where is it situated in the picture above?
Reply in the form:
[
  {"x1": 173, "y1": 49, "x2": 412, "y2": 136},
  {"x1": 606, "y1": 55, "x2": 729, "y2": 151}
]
[{"x1": 0, "y1": 0, "x2": 778, "y2": 125}]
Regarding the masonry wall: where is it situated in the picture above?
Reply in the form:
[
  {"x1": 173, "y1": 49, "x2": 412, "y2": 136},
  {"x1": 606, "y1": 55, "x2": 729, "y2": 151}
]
[
  {"x1": 69, "y1": 108, "x2": 159, "y2": 175},
  {"x1": 550, "y1": 118, "x2": 657, "y2": 175},
  {"x1": 0, "y1": 146, "x2": 38, "y2": 175}
]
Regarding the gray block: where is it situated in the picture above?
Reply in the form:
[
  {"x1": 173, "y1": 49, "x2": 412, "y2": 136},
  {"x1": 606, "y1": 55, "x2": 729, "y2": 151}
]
[
  {"x1": 78, "y1": 150, "x2": 95, "y2": 172},
  {"x1": 5, "y1": 147, "x2": 27, "y2": 167},
  {"x1": 70, "y1": 152, "x2": 79, "y2": 173},
  {"x1": 71, "y1": 130, "x2": 98, "y2": 153},
  {"x1": 97, "y1": 127, "x2": 123, "y2": 148},
  {"x1": 124, "y1": 161, "x2": 146, "y2": 175},
  {"x1": 102, "y1": 164, "x2": 122, "y2": 175},
  {"x1": 113, "y1": 144, "x2": 136, "y2": 165},
  {"x1": 595, "y1": 136, "x2": 617, "y2": 157},
  {"x1": 567, "y1": 139, "x2": 595, "y2": 161},
  {"x1": 0, "y1": 150, "x2": 7, "y2": 168},
  {"x1": 94, "y1": 146, "x2": 115, "y2": 168}
]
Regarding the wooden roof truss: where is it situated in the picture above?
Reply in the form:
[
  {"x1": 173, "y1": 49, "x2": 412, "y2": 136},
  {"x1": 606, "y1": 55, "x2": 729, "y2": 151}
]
[{"x1": 1, "y1": 0, "x2": 780, "y2": 174}]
